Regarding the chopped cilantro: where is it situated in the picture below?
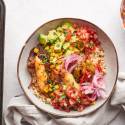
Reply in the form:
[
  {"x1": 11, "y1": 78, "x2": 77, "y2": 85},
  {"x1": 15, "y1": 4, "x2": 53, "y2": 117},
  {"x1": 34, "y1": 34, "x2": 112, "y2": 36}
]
[{"x1": 61, "y1": 94, "x2": 66, "y2": 99}]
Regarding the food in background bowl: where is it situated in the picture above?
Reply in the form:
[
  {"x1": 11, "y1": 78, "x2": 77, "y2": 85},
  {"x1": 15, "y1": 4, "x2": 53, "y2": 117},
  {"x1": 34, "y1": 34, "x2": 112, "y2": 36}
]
[
  {"x1": 27, "y1": 22, "x2": 106, "y2": 112},
  {"x1": 121, "y1": 0, "x2": 125, "y2": 27}
]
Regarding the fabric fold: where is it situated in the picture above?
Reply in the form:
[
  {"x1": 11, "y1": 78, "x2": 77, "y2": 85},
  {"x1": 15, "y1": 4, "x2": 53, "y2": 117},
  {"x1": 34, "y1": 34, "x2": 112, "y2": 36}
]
[{"x1": 4, "y1": 76, "x2": 125, "y2": 125}]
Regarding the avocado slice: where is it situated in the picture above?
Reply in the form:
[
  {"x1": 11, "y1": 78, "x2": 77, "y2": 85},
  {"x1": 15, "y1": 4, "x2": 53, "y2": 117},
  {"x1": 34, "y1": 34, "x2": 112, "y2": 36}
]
[
  {"x1": 54, "y1": 42, "x2": 63, "y2": 52},
  {"x1": 63, "y1": 42, "x2": 70, "y2": 50},
  {"x1": 47, "y1": 30, "x2": 58, "y2": 44},
  {"x1": 38, "y1": 34, "x2": 47, "y2": 45}
]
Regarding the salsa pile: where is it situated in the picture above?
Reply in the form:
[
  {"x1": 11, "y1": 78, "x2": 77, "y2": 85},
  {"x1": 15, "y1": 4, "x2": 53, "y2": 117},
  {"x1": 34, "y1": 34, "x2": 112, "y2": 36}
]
[{"x1": 27, "y1": 22, "x2": 106, "y2": 112}]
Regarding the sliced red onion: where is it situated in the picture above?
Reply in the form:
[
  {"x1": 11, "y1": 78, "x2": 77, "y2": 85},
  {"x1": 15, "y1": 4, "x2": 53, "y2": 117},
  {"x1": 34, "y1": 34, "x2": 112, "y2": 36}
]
[
  {"x1": 87, "y1": 92, "x2": 97, "y2": 101},
  {"x1": 64, "y1": 54, "x2": 83, "y2": 73},
  {"x1": 92, "y1": 70, "x2": 105, "y2": 90},
  {"x1": 81, "y1": 85, "x2": 94, "y2": 94},
  {"x1": 95, "y1": 88, "x2": 106, "y2": 98},
  {"x1": 81, "y1": 70, "x2": 106, "y2": 99}
]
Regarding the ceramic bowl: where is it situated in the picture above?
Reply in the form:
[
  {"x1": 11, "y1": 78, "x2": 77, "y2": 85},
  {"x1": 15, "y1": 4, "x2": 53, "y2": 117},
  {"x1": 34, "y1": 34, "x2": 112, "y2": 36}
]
[{"x1": 17, "y1": 18, "x2": 118, "y2": 117}]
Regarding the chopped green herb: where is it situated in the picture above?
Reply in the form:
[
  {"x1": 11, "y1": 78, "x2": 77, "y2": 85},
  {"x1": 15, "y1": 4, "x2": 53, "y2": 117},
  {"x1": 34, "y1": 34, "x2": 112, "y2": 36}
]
[
  {"x1": 39, "y1": 54, "x2": 48, "y2": 64},
  {"x1": 62, "y1": 22, "x2": 73, "y2": 29},
  {"x1": 61, "y1": 94, "x2": 66, "y2": 99},
  {"x1": 79, "y1": 42, "x2": 84, "y2": 48},
  {"x1": 51, "y1": 86, "x2": 56, "y2": 91},
  {"x1": 77, "y1": 98, "x2": 81, "y2": 103},
  {"x1": 45, "y1": 101, "x2": 49, "y2": 104},
  {"x1": 88, "y1": 41, "x2": 94, "y2": 48},
  {"x1": 63, "y1": 42, "x2": 70, "y2": 50},
  {"x1": 75, "y1": 43, "x2": 78, "y2": 48},
  {"x1": 47, "y1": 79, "x2": 52, "y2": 84}
]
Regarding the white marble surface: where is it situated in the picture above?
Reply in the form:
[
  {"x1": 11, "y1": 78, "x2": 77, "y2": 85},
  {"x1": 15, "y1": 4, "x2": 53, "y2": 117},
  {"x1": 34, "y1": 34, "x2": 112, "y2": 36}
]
[{"x1": 3, "y1": 0, "x2": 125, "y2": 124}]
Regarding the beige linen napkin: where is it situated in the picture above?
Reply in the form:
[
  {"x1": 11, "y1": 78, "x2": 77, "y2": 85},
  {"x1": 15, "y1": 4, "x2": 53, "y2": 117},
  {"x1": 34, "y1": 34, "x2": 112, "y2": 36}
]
[{"x1": 4, "y1": 73, "x2": 125, "y2": 125}]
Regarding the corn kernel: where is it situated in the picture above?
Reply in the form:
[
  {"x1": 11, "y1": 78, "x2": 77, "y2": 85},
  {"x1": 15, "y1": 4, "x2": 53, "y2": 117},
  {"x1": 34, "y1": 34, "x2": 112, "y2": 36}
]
[
  {"x1": 50, "y1": 65, "x2": 54, "y2": 69},
  {"x1": 51, "y1": 53, "x2": 56, "y2": 57},
  {"x1": 63, "y1": 85, "x2": 67, "y2": 90},
  {"x1": 57, "y1": 60, "x2": 62, "y2": 64},
  {"x1": 49, "y1": 88, "x2": 52, "y2": 92},
  {"x1": 56, "y1": 65, "x2": 60, "y2": 70},
  {"x1": 45, "y1": 46, "x2": 49, "y2": 50},
  {"x1": 49, "y1": 84, "x2": 52, "y2": 87},
  {"x1": 50, "y1": 57, "x2": 53, "y2": 60},
  {"x1": 55, "y1": 85, "x2": 59, "y2": 89},
  {"x1": 33, "y1": 48, "x2": 39, "y2": 53},
  {"x1": 43, "y1": 86, "x2": 49, "y2": 93}
]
